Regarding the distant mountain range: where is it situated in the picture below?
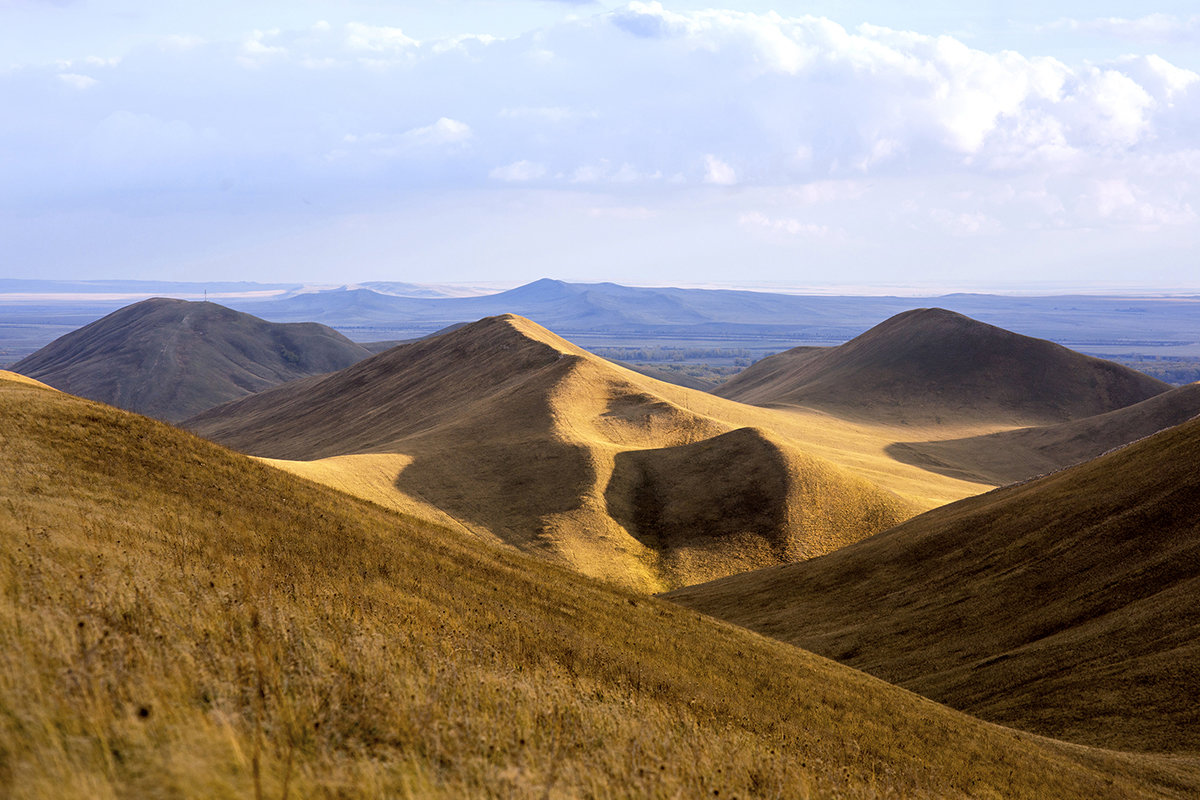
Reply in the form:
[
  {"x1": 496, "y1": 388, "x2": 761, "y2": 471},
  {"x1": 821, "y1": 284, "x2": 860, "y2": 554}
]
[
  {"x1": 224, "y1": 279, "x2": 1200, "y2": 352},
  {"x1": 6, "y1": 280, "x2": 1200, "y2": 371}
]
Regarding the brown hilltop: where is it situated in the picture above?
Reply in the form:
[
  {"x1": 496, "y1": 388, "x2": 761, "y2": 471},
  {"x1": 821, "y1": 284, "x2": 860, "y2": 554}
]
[
  {"x1": 13, "y1": 297, "x2": 374, "y2": 422},
  {"x1": 188, "y1": 314, "x2": 916, "y2": 590},
  {"x1": 716, "y1": 307, "x2": 1169, "y2": 425},
  {"x1": 667, "y1": 412, "x2": 1200, "y2": 752}
]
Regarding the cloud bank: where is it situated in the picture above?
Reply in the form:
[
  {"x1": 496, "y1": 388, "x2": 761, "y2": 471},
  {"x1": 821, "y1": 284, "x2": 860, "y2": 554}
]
[{"x1": 2, "y1": 2, "x2": 1197, "y2": 285}]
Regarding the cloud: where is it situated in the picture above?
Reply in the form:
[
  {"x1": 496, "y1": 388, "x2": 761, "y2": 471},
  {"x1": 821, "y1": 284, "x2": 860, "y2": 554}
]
[
  {"x1": 2, "y1": 4, "x2": 1198, "y2": 285},
  {"x1": 739, "y1": 211, "x2": 834, "y2": 238},
  {"x1": 703, "y1": 155, "x2": 736, "y2": 185},
  {"x1": 489, "y1": 160, "x2": 547, "y2": 181},
  {"x1": 403, "y1": 117, "x2": 472, "y2": 147},
  {"x1": 57, "y1": 73, "x2": 97, "y2": 90},
  {"x1": 1048, "y1": 14, "x2": 1200, "y2": 44},
  {"x1": 344, "y1": 22, "x2": 419, "y2": 52}
]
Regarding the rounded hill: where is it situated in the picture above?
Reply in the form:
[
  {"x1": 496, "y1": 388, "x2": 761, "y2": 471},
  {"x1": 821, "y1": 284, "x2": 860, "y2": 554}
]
[
  {"x1": 14, "y1": 298, "x2": 373, "y2": 421},
  {"x1": 717, "y1": 307, "x2": 1169, "y2": 425}
]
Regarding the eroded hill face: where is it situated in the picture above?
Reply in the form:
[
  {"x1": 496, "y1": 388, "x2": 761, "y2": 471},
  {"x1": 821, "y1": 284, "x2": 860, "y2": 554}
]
[
  {"x1": 11, "y1": 372, "x2": 1198, "y2": 799},
  {"x1": 188, "y1": 314, "x2": 919, "y2": 591},
  {"x1": 717, "y1": 308, "x2": 1169, "y2": 426},
  {"x1": 667, "y1": 413, "x2": 1200, "y2": 753},
  {"x1": 13, "y1": 298, "x2": 373, "y2": 422}
]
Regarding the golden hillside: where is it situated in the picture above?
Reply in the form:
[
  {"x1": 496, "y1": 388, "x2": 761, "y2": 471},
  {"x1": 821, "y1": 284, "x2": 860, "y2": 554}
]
[
  {"x1": 5, "y1": 372, "x2": 1200, "y2": 798},
  {"x1": 668, "y1": 413, "x2": 1200, "y2": 752},
  {"x1": 187, "y1": 314, "x2": 941, "y2": 591}
]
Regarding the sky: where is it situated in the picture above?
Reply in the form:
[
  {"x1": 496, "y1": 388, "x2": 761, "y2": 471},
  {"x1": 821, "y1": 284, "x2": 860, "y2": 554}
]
[{"x1": 2, "y1": 1, "x2": 1199, "y2": 291}]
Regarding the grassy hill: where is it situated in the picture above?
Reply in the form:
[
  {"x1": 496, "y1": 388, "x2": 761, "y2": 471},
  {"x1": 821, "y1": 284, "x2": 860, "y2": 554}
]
[
  {"x1": 887, "y1": 381, "x2": 1200, "y2": 485},
  {"x1": 13, "y1": 298, "x2": 373, "y2": 422},
  {"x1": 4, "y1": 370, "x2": 1200, "y2": 798},
  {"x1": 715, "y1": 308, "x2": 1169, "y2": 425},
  {"x1": 667, "y1": 413, "x2": 1200, "y2": 752},
  {"x1": 187, "y1": 315, "x2": 919, "y2": 591}
]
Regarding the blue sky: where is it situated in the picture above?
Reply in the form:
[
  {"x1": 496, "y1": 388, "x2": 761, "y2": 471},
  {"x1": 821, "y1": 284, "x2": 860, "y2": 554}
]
[{"x1": 3, "y1": 1, "x2": 1199, "y2": 290}]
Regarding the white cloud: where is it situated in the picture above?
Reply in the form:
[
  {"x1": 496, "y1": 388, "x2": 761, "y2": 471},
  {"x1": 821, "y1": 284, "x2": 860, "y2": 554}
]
[
  {"x1": 739, "y1": 211, "x2": 834, "y2": 238},
  {"x1": 403, "y1": 117, "x2": 472, "y2": 147},
  {"x1": 57, "y1": 73, "x2": 97, "y2": 90},
  {"x1": 344, "y1": 22, "x2": 419, "y2": 52},
  {"x1": 1050, "y1": 14, "x2": 1200, "y2": 44},
  {"x1": 703, "y1": 155, "x2": 736, "y2": 185},
  {"x1": 928, "y1": 208, "x2": 1001, "y2": 236},
  {"x1": 3, "y1": 5, "x2": 1199, "y2": 286},
  {"x1": 489, "y1": 160, "x2": 547, "y2": 181}
]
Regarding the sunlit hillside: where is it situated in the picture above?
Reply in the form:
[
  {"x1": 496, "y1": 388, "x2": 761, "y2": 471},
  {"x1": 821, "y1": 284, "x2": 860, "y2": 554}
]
[
  {"x1": 4, "y1": 371, "x2": 1200, "y2": 798},
  {"x1": 187, "y1": 314, "x2": 946, "y2": 590},
  {"x1": 668, "y1": 410, "x2": 1200, "y2": 753}
]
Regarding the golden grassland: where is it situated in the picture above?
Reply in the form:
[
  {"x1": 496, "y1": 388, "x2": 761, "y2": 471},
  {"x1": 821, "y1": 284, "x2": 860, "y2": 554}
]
[
  {"x1": 189, "y1": 315, "x2": 997, "y2": 592},
  {"x1": 5, "y1": 376, "x2": 1200, "y2": 797},
  {"x1": 667, "y1": 413, "x2": 1200, "y2": 753}
]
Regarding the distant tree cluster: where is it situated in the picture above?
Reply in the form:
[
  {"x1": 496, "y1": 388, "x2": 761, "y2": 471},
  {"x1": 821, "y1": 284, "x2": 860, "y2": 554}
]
[
  {"x1": 1105, "y1": 356, "x2": 1200, "y2": 386},
  {"x1": 592, "y1": 346, "x2": 754, "y2": 363}
]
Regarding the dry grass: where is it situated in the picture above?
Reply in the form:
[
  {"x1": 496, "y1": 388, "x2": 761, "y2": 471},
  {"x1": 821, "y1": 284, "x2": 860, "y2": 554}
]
[
  {"x1": 187, "y1": 315, "x2": 998, "y2": 591},
  {"x1": 668, "y1": 413, "x2": 1200, "y2": 753},
  {"x1": 4, "y1": 375, "x2": 1200, "y2": 797},
  {"x1": 887, "y1": 381, "x2": 1200, "y2": 486}
]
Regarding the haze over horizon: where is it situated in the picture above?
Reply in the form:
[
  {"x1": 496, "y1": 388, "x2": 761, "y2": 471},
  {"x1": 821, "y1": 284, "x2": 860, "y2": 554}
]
[{"x1": 4, "y1": 1, "x2": 1199, "y2": 290}]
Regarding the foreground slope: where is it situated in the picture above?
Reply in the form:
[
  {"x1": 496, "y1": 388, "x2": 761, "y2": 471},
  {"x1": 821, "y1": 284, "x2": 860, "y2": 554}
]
[
  {"x1": 668, "y1": 414, "x2": 1200, "y2": 752},
  {"x1": 887, "y1": 381, "x2": 1200, "y2": 485},
  {"x1": 13, "y1": 298, "x2": 373, "y2": 421},
  {"x1": 188, "y1": 315, "x2": 918, "y2": 590},
  {"x1": 4, "y1": 373, "x2": 1200, "y2": 799},
  {"x1": 716, "y1": 308, "x2": 1168, "y2": 425}
]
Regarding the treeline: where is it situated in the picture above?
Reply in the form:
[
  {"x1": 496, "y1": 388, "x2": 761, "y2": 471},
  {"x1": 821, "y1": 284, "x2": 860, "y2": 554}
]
[
  {"x1": 592, "y1": 346, "x2": 756, "y2": 365},
  {"x1": 1105, "y1": 356, "x2": 1200, "y2": 386}
]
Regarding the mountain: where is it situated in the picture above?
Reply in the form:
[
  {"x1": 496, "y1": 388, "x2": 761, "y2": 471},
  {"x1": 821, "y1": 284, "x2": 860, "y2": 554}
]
[
  {"x1": 715, "y1": 307, "x2": 1169, "y2": 425},
  {"x1": 887, "y1": 381, "x2": 1200, "y2": 485},
  {"x1": 667, "y1": 413, "x2": 1200, "y2": 752},
  {"x1": 12, "y1": 298, "x2": 374, "y2": 422},
  {"x1": 188, "y1": 314, "x2": 918, "y2": 590},
  {"x1": 12, "y1": 371, "x2": 1196, "y2": 798}
]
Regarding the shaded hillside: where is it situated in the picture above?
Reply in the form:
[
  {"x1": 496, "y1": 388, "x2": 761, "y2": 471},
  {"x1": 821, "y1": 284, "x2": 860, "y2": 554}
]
[
  {"x1": 10, "y1": 374, "x2": 1199, "y2": 798},
  {"x1": 188, "y1": 315, "x2": 917, "y2": 590},
  {"x1": 715, "y1": 308, "x2": 1169, "y2": 425},
  {"x1": 667, "y1": 414, "x2": 1200, "y2": 752},
  {"x1": 13, "y1": 298, "x2": 373, "y2": 421},
  {"x1": 888, "y1": 382, "x2": 1200, "y2": 485}
]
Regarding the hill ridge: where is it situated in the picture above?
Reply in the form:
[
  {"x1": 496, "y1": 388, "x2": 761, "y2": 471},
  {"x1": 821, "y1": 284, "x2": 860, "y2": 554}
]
[{"x1": 189, "y1": 314, "x2": 917, "y2": 590}]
